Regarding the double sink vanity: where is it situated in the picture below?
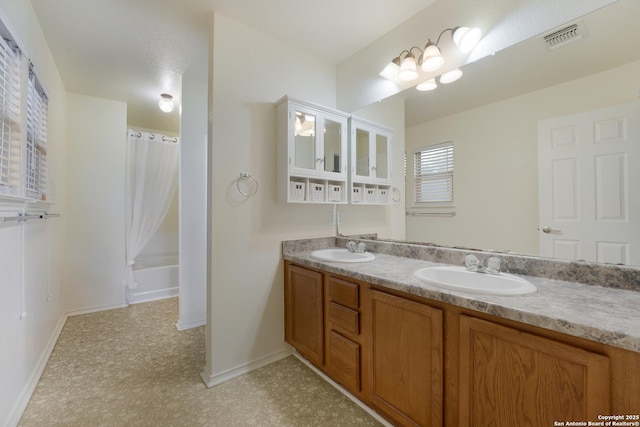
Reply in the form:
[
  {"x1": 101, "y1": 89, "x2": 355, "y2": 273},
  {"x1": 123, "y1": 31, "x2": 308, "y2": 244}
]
[{"x1": 283, "y1": 236, "x2": 640, "y2": 426}]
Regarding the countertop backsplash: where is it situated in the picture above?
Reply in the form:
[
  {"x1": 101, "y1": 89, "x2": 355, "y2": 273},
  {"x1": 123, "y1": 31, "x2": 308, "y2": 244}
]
[{"x1": 325, "y1": 236, "x2": 640, "y2": 292}]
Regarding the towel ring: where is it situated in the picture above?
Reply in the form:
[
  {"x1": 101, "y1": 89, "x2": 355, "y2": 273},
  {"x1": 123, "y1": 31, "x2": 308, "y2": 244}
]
[
  {"x1": 392, "y1": 187, "x2": 401, "y2": 203},
  {"x1": 236, "y1": 172, "x2": 259, "y2": 198}
]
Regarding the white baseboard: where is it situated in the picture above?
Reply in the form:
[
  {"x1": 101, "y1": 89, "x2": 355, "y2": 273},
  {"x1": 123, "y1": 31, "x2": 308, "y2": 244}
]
[
  {"x1": 6, "y1": 312, "x2": 68, "y2": 427},
  {"x1": 292, "y1": 352, "x2": 393, "y2": 427},
  {"x1": 127, "y1": 287, "x2": 179, "y2": 305},
  {"x1": 175, "y1": 317, "x2": 205, "y2": 331},
  {"x1": 200, "y1": 349, "x2": 292, "y2": 388},
  {"x1": 66, "y1": 302, "x2": 129, "y2": 317}
]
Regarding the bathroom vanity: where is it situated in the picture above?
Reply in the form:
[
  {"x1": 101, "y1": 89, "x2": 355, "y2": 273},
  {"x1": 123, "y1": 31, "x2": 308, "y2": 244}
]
[{"x1": 283, "y1": 237, "x2": 640, "y2": 427}]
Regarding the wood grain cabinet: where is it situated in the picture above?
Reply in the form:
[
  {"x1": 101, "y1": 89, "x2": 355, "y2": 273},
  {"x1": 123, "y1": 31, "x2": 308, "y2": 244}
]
[
  {"x1": 458, "y1": 315, "x2": 610, "y2": 426},
  {"x1": 284, "y1": 263, "x2": 325, "y2": 366},
  {"x1": 283, "y1": 262, "x2": 639, "y2": 427},
  {"x1": 367, "y1": 289, "x2": 443, "y2": 427}
]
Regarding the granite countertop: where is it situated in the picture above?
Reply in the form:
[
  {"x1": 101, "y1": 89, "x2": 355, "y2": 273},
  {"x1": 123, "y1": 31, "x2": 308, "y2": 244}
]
[{"x1": 283, "y1": 238, "x2": 640, "y2": 353}]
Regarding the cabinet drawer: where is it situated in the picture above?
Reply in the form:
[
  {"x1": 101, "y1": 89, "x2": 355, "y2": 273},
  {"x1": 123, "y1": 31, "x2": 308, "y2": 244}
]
[
  {"x1": 328, "y1": 277, "x2": 359, "y2": 309},
  {"x1": 329, "y1": 301, "x2": 360, "y2": 336},
  {"x1": 328, "y1": 330, "x2": 361, "y2": 392}
]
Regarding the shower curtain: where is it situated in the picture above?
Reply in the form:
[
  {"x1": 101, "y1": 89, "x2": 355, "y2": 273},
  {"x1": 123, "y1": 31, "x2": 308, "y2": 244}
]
[{"x1": 122, "y1": 130, "x2": 179, "y2": 289}]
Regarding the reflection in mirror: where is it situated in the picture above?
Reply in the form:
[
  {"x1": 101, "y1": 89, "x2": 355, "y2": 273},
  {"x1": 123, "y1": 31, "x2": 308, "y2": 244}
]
[
  {"x1": 323, "y1": 119, "x2": 342, "y2": 173},
  {"x1": 294, "y1": 110, "x2": 316, "y2": 170},
  {"x1": 376, "y1": 134, "x2": 388, "y2": 179},
  {"x1": 351, "y1": 0, "x2": 640, "y2": 267},
  {"x1": 355, "y1": 129, "x2": 370, "y2": 177}
]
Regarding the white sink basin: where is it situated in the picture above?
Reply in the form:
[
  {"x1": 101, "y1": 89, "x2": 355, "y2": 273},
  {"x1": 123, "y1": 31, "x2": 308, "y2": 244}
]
[
  {"x1": 310, "y1": 248, "x2": 375, "y2": 263},
  {"x1": 413, "y1": 266, "x2": 536, "y2": 296}
]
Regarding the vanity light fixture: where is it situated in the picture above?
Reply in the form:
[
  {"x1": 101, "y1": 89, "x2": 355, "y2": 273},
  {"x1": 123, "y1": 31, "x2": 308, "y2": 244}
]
[
  {"x1": 158, "y1": 93, "x2": 175, "y2": 113},
  {"x1": 397, "y1": 48, "x2": 420, "y2": 81},
  {"x1": 380, "y1": 25, "x2": 481, "y2": 90},
  {"x1": 416, "y1": 78, "x2": 438, "y2": 91},
  {"x1": 439, "y1": 68, "x2": 463, "y2": 84},
  {"x1": 451, "y1": 26, "x2": 482, "y2": 54}
]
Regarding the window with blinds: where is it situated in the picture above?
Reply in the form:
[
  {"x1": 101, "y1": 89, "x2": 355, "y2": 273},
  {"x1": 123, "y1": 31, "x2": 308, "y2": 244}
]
[
  {"x1": 0, "y1": 17, "x2": 49, "y2": 201},
  {"x1": 0, "y1": 34, "x2": 22, "y2": 195},
  {"x1": 25, "y1": 66, "x2": 48, "y2": 199},
  {"x1": 414, "y1": 142, "x2": 454, "y2": 204}
]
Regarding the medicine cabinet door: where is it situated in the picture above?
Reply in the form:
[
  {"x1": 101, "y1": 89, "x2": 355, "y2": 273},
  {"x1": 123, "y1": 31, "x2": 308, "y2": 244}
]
[
  {"x1": 375, "y1": 133, "x2": 389, "y2": 180},
  {"x1": 291, "y1": 105, "x2": 319, "y2": 176},
  {"x1": 321, "y1": 112, "x2": 348, "y2": 179},
  {"x1": 353, "y1": 126, "x2": 372, "y2": 180}
]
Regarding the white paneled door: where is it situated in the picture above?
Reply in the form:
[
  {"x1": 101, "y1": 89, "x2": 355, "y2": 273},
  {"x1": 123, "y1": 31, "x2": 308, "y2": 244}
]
[{"x1": 538, "y1": 102, "x2": 640, "y2": 265}]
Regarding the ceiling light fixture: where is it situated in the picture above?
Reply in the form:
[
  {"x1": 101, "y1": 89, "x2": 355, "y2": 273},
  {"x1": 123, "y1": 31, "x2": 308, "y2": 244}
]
[
  {"x1": 158, "y1": 93, "x2": 175, "y2": 113},
  {"x1": 380, "y1": 25, "x2": 481, "y2": 90}
]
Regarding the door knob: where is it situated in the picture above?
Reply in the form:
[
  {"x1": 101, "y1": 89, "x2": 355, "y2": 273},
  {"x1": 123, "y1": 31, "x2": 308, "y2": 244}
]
[{"x1": 541, "y1": 226, "x2": 562, "y2": 234}]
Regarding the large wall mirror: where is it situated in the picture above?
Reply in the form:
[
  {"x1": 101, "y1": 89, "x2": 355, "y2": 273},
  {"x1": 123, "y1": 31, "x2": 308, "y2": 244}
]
[{"x1": 353, "y1": 0, "x2": 640, "y2": 267}]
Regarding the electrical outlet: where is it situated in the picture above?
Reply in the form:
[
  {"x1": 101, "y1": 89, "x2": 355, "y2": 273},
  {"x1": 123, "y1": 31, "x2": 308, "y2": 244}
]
[{"x1": 329, "y1": 210, "x2": 335, "y2": 226}]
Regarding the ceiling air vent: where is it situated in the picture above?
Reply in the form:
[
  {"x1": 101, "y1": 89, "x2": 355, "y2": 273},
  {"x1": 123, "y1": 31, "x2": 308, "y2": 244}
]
[{"x1": 543, "y1": 23, "x2": 583, "y2": 49}]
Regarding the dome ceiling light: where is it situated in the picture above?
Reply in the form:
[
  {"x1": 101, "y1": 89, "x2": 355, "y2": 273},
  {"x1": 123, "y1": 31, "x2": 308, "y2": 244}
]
[{"x1": 158, "y1": 93, "x2": 175, "y2": 113}]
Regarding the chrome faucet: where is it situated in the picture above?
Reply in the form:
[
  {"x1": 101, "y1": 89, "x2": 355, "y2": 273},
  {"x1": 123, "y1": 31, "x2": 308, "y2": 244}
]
[
  {"x1": 346, "y1": 241, "x2": 366, "y2": 253},
  {"x1": 465, "y1": 254, "x2": 501, "y2": 274}
]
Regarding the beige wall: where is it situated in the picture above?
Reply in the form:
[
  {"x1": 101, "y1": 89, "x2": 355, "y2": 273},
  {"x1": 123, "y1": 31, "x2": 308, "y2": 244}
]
[
  {"x1": 405, "y1": 60, "x2": 640, "y2": 255},
  {"x1": 65, "y1": 93, "x2": 127, "y2": 312},
  {"x1": 204, "y1": 12, "x2": 405, "y2": 384}
]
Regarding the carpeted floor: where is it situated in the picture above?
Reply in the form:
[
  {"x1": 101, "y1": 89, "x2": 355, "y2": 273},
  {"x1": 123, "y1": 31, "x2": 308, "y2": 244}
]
[{"x1": 19, "y1": 298, "x2": 382, "y2": 426}]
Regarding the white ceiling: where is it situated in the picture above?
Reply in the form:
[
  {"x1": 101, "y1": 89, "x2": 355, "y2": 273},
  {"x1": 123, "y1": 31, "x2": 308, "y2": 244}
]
[
  {"x1": 29, "y1": 0, "x2": 637, "y2": 132},
  {"x1": 29, "y1": 0, "x2": 435, "y2": 131}
]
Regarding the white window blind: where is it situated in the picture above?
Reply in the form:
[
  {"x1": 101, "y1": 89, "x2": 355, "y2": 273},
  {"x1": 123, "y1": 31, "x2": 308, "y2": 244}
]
[
  {"x1": 414, "y1": 142, "x2": 454, "y2": 204},
  {"x1": 25, "y1": 65, "x2": 47, "y2": 199},
  {"x1": 0, "y1": 35, "x2": 22, "y2": 194}
]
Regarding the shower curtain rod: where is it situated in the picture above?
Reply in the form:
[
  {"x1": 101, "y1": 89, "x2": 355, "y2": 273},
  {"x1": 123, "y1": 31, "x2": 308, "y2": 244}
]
[{"x1": 130, "y1": 132, "x2": 179, "y2": 143}]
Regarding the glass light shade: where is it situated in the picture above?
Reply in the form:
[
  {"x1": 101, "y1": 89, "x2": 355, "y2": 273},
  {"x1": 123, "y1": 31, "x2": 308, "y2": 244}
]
[
  {"x1": 452, "y1": 27, "x2": 481, "y2": 54},
  {"x1": 397, "y1": 54, "x2": 418, "y2": 81},
  {"x1": 439, "y1": 68, "x2": 463, "y2": 84},
  {"x1": 158, "y1": 94, "x2": 174, "y2": 113},
  {"x1": 416, "y1": 78, "x2": 437, "y2": 91},
  {"x1": 379, "y1": 60, "x2": 400, "y2": 80},
  {"x1": 421, "y1": 43, "x2": 444, "y2": 72}
]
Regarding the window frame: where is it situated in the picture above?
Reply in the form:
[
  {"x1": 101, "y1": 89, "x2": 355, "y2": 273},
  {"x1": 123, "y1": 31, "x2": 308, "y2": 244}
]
[{"x1": 412, "y1": 141, "x2": 454, "y2": 208}]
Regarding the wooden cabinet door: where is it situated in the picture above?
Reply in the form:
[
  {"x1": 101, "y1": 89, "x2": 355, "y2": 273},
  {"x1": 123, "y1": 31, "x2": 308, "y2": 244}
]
[
  {"x1": 459, "y1": 315, "x2": 610, "y2": 426},
  {"x1": 285, "y1": 264, "x2": 324, "y2": 366},
  {"x1": 367, "y1": 290, "x2": 443, "y2": 427}
]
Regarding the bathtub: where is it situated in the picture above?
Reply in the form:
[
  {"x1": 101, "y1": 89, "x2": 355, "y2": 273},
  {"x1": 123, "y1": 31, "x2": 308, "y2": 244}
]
[{"x1": 126, "y1": 254, "x2": 179, "y2": 304}]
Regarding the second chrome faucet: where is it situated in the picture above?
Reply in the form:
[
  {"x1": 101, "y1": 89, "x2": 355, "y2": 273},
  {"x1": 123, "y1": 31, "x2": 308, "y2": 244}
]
[
  {"x1": 346, "y1": 241, "x2": 367, "y2": 254},
  {"x1": 465, "y1": 254, "x2": 501, "y2": 274}
]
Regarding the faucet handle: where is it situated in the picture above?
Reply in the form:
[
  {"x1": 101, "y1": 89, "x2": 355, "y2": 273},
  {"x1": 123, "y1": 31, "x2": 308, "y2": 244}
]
[
  {"x1": 357, "y1": 242, "x2": 366, "y2": 253},
  {"x1": 465, "y1": 254, "x2": 480, "y2": 271},
  {"x1": 486, "y1": 257, "x2": 501, "y2": 274},
  {"x1": 346, "y1": 241, "x2": 356, "y2": 252}
]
